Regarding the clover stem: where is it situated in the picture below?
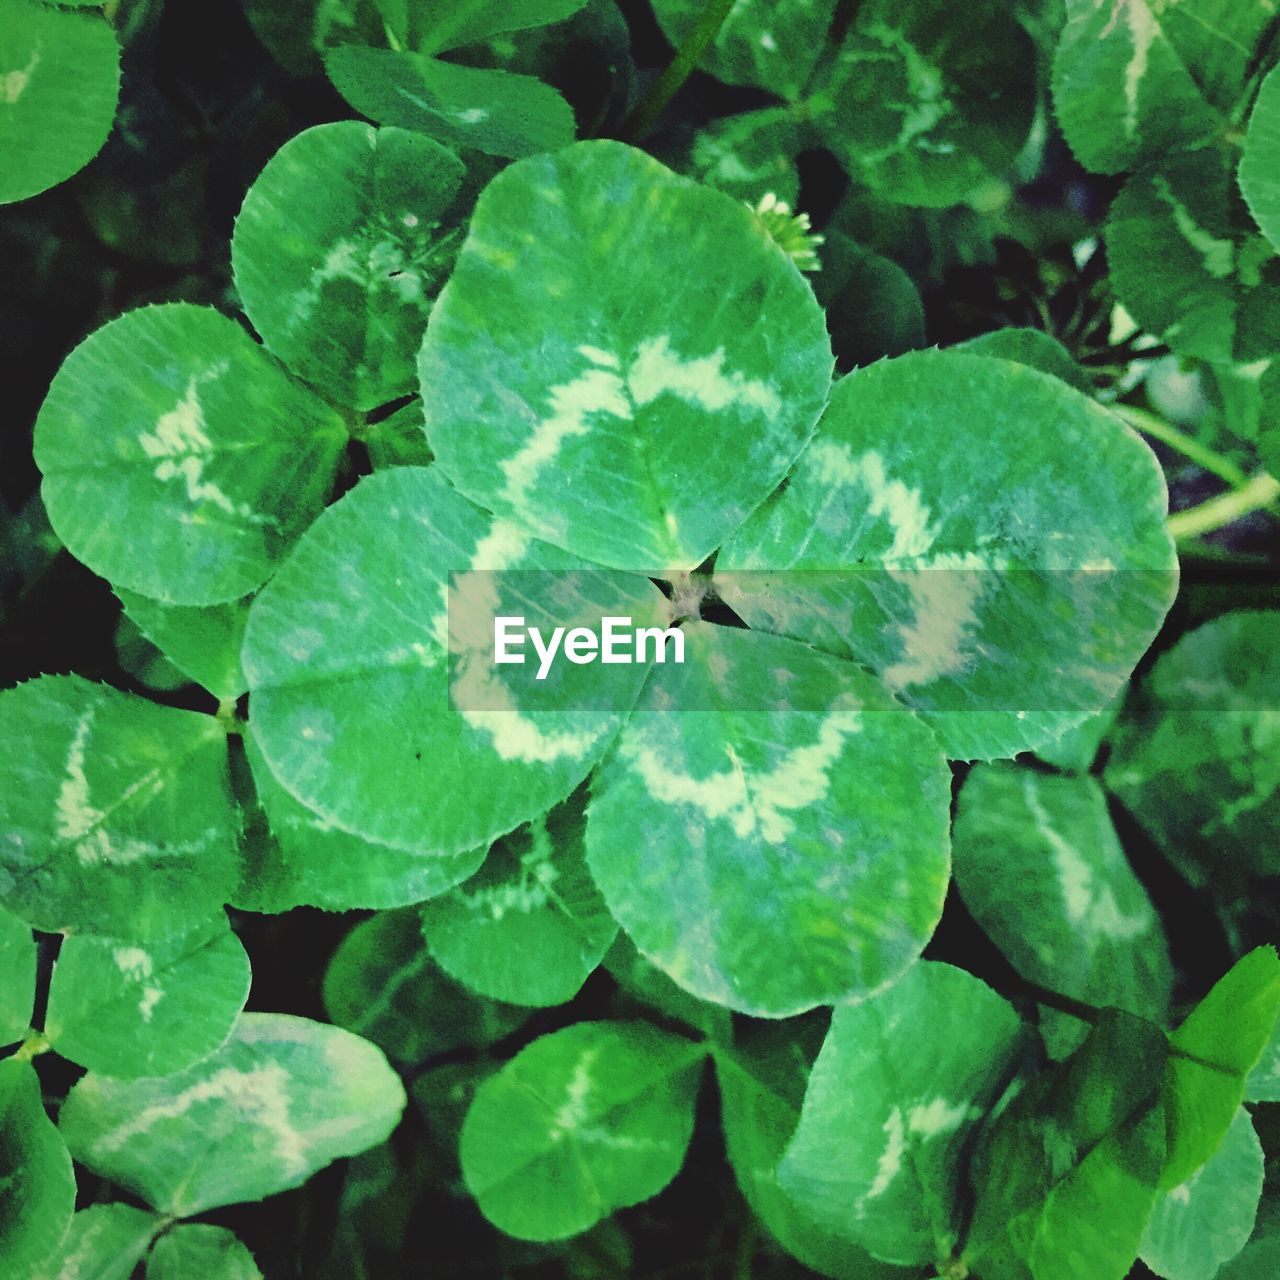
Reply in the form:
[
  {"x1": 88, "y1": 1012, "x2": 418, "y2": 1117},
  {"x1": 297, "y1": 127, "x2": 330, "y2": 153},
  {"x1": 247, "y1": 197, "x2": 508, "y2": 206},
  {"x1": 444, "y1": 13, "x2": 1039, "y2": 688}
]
[
  {"x1": 1115, "y1": 405, "x2": 1249, "y2": 489},
  {"x1": 622, "y1": 0, "x2": 738, "y2": 142},
  {"x1": 1011, "y1": 976, "x2": 1104, "y2": 1025},
  {"x1": 1168, "y1": 472, "x2": 1280, "y2": 541}
]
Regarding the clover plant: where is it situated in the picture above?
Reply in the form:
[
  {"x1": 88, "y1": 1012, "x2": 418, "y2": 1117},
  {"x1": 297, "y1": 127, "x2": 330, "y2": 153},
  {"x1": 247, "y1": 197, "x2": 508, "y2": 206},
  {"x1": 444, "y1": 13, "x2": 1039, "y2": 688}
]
[{"x1": 2, "y1": 1, "x2": 1280, "y2": 1277}]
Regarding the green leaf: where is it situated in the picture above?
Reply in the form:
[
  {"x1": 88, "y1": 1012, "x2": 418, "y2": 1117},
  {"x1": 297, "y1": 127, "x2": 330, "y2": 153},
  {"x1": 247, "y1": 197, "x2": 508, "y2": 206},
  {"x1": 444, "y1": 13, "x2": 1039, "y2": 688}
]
[
  {"x1": 684, "y1": 108, "x2": 804, "y2": 206},
  {"x1": 1105, "y1": 611, "x2": 1280, "y2": 884},
  {"x1": 147, "y1": 1225, "x2": 262, "y2": 1280},
  {"x1": 585, "y1": 622, "x2": 951, "y2": 1017},
  {"x1": 45, "y1": 917, "x2": 251, "y2": 1077},
  {"x1": 0, "y1": 0, "x2": 120, "y2": 205},
  {"x1": 1141, "y1": 1108, "x2": 1264, "y2": 1280},
  {"x1": 34, "y1": 304, "x2": 348, "y2": 607},
  {"x1": 382, "y1": 0, "x2": 588, "y2": 56},
  {"x1": 964, "y1": 1010, "x2": 1168, "y2": 1280},
  {"x1": 715, "y1": 1025, "x2": 912, "y2": 1280},
  {"x1": 1108, "y1": 154, "x2": 1280, "y2": 365},
  {"x1": 242, "y1": 0, "x2": 382, "y2": 75},
  {"x1": 420, "y1": 791, "x2": 618, "y2": 1007},
  {"x1": 0, "y1": 676, "x2": 238, "y2": 940},
  {"x1": 818, "y1": 234, "x2": 925, "y2": 369},
  {"x1": 418, "y1": 139, "x2": 833, "y2": 571},
  {"x1": 1242, "y1": 64, "x2": 1280, "y2": 254},
  {"x1": 242, "y1": 466, "x2": 657, "y2": 856},
  {"x1": 325, "y1": 47, "x2": 576, "y2": 160},
  {"x1": 1218, "y1": 1237, "x2": 1280, "y2": 1280},
  {"x1": 719, "y1": 350, "x2": 1178, "y2": 761},
  {"x1": 0, "y1": 1058, "x2": 76, "y2": 1276},
  {"x1": 459, "y1": 1021, "x2": 705, "y2": 1241},
  {"x1": 603, "y1": 932, "x2": 730, "y2": 1041},
  {"x1": 811, "y1": 0, "x2": 1035, "y2": 208},
  {"x1": 1051, "y1": 0, "x2": 1245, "y2": 174},
  {"x1": 235, "y1": 734, "x2": 484, "y2": 913},
  {"x1": 117, "y1": 590, "x2": 249, "y2": 701},
  {"x1": 953, "y1": 764, "x2": 1172, "y2": 1059},
  {"x1": 40, "y1": 1204, "x2": 159, "y2": 1280},
  {"x1": 60, "y1": 1013, "x2": 406, "y2": 1216},
  {"x1": 1160, "y1": 947, "x2": 1280, "y2": 1190},
  {"x1": 952, "y1": 327, "x2": 1093, "y2": 395},
  {"x1": 1246, "y1": 1013, "x2": 1280, "y2": 1101},
  {"x1": 780, "y1": 962, "x2": 1025, "y2": 1266},
  {"x1": 652, "y1": 0, "x2": 838, "y2": 102},
  {"x1": 364, "y1": 400, "x2": 433, "y2": 470},
  {"x1": 232, "y1": 122, "x2": 466, "y2": 412},
  {"x1": 0, "y1": 905, "x2": 35, "y2": 1045},
  {"x1": 323, "y1": 907, "x2": 527, "y2": 1064}
]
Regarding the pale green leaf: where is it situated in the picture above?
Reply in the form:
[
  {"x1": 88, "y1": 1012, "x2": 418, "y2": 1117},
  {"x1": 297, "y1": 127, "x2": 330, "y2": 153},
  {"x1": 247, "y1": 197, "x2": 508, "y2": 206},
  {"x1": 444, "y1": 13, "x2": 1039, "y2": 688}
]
[
  {"x1": 719, "y1": 350, "x2": 1178, "y2": 761},
  {"x1": 325, "y1": 47, "x2": 575, "y2": 160},
  {"x1": 45, "y1": 917, "x2": 251, "y2": 1078},
  {"x1": 812, "y1": 0, "x2": 1035, "y2": 207},
  {"x1": 0, "y1": 676, "x2": 238, "y2": 940},
  {"x1": 117, "y1": 590, "x2": 249, "y2": 701},
  {"x1": 234, "y1": 734, "x2": 485, "y2": 913},
  {"x1": 954, "y1": 765, "x2": 1172, "y2": 1059},
  {"x1": 1108, "y1": 154, "x2": 1280, "y2": 365},
  {"x1": 459, "y1": 1021, "x2": 705, "y2": 1241},
  {"x1": 652, "y1": 0, "x2": 837, "y2": 101},
  {"x1": 780, "y1": 962, "x2": 1025, "y2": 1266},
  {"x1": 0, "y1": 1058, "x2": 75, "y2": 1276},
  {"x1": 233, "y1": 122, "x2": 465, "y2": 412},
  {"x1": 1105, "y1": 611, "x2": 1280, "y2": 884},
  {"x1": 715, "y1": 1025, "x2": 913, "y2": 1280},
  {"x1": 323, "y1": 907, "x2": 527, "y2": 1064},
  {"x1": 0, "y1": 905, "x2": 34, "y2": 1045},
  {"x1": 146, "y1": 1225, "x2": 262, "y2": 1280},
  {"x1": 34, "y1": 304, "x2": 348, "y2": 607},
  {"x1": 0, "y1": 0, "x2": 120, "y2": 205},
  {"x1": 60, "y1": 1013, "x2": 406, "y2": 1216},
  {"x1": 964, "y1": 1010, "x2": 1168, "y2": 1280},
  {"x1": 420, "y1": 791, "x2": 617, "y2": 1007},
  {"x1": 1242, "y1": 64, "x2": 1280, "y2": 254},
  {"x1": 1160, "y1": 947, "x2": 1280, "y2": 1190},
  {"x1": 1141, "y1": 1108, "x2": 1264, "y2": 1280},
  {"x1": 39, "y1": 1204, "x2": 159, "y2": 1280},
  {"x1": 419, "y1": 140, "x2": 833, "y2": 571},
  {"x1": 242, "y1": 466, "x2": 657, "y2": 856},
  {"x1": 585, "y1": 622, "x2": 951, "y2": 1017}
]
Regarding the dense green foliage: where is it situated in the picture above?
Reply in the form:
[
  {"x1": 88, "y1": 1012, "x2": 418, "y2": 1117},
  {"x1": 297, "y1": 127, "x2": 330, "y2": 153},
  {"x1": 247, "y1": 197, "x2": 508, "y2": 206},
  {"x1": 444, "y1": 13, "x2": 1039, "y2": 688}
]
[{"x1": 2, "y1": 1, "x2": 1280, "y2": 1277}]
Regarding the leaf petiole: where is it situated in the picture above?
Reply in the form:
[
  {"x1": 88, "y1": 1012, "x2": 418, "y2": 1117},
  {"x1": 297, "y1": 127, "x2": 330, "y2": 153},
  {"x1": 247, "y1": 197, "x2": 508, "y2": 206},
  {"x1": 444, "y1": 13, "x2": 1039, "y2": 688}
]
[
  {"x1": 622, "y1": 0, "x2": 738, "y2": 142},
  {"x1": 1115, "y1": 404, "x2": 1249, "y2": 488},
  {"x1": 1168, "y1": 472, "x2": 1280, "y2": 541}
]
